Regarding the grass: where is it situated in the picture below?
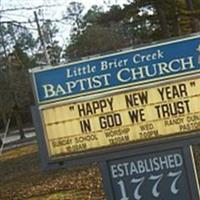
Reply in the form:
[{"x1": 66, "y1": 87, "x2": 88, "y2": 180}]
[
  {"x1": 27, "y1": 190, "x2": 99, "y2": 200},
  {"x1": 0, "y1": 144, "x2": 105, "y2": 200},
  {"x1": 1, "y1": 143, "x2": 200, "y2": 200}
]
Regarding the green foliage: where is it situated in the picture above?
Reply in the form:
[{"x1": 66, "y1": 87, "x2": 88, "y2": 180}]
[
  {"x1": 64, "y1": 0, "x2": 200, "y2": 61},
  {"x1": 47, "y1": 41, "x2": 62, "y2": 66},
  {"x1": 35, "y1": 20, "x2": 62, "y2": 66},
  {"x1": 0, "y1": 0, "x2": 200, "y2": 131},
  {"x1": 5, "y1": 23, "x2": 36, "y2": 52},
  {"x1": 82, "y1": 5, "x2": 103, "y2": 25},
  {"x1": 65, "y1": 1, "x2": 85, "y2": 35},
  {"x1": 65, "y1": 23, "x2": 131, "y2": 59},
  {"x1": 64, "y1": 4, "x2": 140, "y2": 60},
  {"x1": 41, "y1": 20, "x2": 59, "y2": 44},
  {"x1": 0, "y1": 22, "x2": 35, "y2": 133}
]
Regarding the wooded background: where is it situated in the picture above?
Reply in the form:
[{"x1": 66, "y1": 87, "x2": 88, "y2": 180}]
[{"x1": 0, "y1": 0, "x2": 200, "y2": 138}]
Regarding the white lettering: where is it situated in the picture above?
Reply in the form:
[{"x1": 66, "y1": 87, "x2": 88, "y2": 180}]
[
  {"x1": 117, "y1": 68, "x2": 131, "y2": 82},
  {"x1": 132, "y1": 50, "x2": 164, "y2": 64},
  {"x1": 117, "y1": 56, "x2": 195, "y2": 83},
  {"x1": 101, "y1": 59, "x2": 128, "y2": 71},
  {"x1": 110, "y1": 153, "x2": 183, "y2": 178},
  {"x1": 42, "y1": 84, "x2": 66, "y2": 98},
  {"x1": 42, "y1": 74, "x2": 111, "y2": 99}
]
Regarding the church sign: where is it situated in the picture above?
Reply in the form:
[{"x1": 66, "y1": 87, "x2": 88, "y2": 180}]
[
  {"x1": 30, "y1": 34, "x2": 200, "y2": 162},
  {"x1": 40, "y1": 76, "x2": 200, "y2": 159},
  {"x1": 31, "y1": 34, "x2": 200, "y2": 104}
]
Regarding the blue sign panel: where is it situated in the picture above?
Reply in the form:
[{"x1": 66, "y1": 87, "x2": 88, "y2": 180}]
[
  {"x1": 107, "y1": 148, "x2": 194, "y2": 200},
  {"x1": 32, "y1": 35, "x2": 200, "y2": 104}
]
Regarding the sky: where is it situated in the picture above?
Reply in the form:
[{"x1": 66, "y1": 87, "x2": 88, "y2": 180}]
[{"x1": 0, "y1": 0, "x2": 128, "y2": 47}]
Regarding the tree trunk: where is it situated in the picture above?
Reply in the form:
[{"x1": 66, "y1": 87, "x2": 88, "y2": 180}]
[
  {"x1": 154, "y1": 0, "x2": 170, "y2": 38},
  {"x1": 14, "y1": 110, "x2": 25, "y2": 139},
  {"x1": 185, "y1": 0, "x2": 198, "y2": 32},
  {"x1": 2, "y1": 114, "x2": 7, "y2": 128},
  {"x1": 2, "y1": 114, "x2": 10, "y2": 135},
  {"x1": 172, "y1": 0, "x2": 181, "y2": 36}
]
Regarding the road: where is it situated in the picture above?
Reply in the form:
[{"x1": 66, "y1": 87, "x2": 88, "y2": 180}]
[{"x1": 0, "y1": 129, "x2": 36, "y2": 152}]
